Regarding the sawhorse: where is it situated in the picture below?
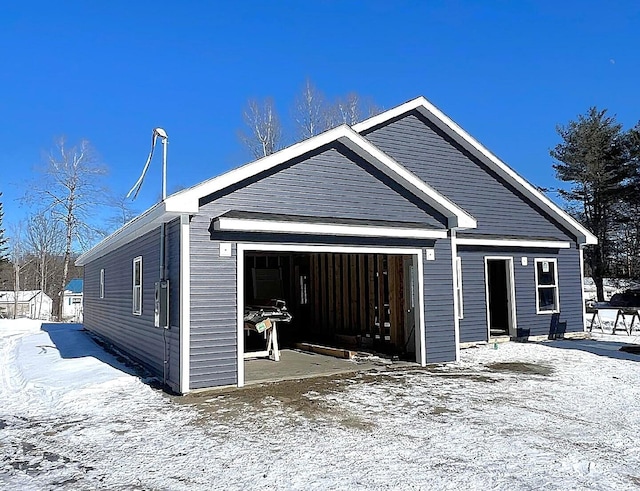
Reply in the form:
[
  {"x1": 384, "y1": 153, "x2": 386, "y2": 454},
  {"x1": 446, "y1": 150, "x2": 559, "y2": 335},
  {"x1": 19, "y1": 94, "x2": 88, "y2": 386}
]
[
  {"x1": 244, "y1": 320, "x2": 280, "y2": 361},
  {"x1": 612, "y1": 309, "x2": 640, "y2": 335}
]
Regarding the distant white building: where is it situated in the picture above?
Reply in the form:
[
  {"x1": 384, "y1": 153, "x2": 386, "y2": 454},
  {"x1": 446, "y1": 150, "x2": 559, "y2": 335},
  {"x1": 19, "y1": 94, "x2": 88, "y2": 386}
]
[
  {"x1": 61, "y1": 279, "x2": 83, "y2": 322},
  {"x1": 0, "y1": 290, "x2": 53, "y2": 320}
]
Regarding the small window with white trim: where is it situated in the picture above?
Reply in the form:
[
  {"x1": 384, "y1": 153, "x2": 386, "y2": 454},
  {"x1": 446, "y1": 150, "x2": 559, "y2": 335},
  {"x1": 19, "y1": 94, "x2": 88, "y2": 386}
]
[
  {"x1": 456, "y1": 256, "x2": 464, "y2": 319},
  {"x1": 100, "y1": 269, "x2": 105, "y2": 299},
  {"x1": 535, "y1": 258, "x2": 559, "y2": 314},
  {"x1": 133, "y1": 256, "x2": 142, "y2": 315}
]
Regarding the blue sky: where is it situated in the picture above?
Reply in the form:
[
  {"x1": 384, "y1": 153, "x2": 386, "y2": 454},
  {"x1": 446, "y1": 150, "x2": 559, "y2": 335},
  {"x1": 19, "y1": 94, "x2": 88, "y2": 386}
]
[{"x1": 1, "y1": 1, "x2": 638, "y2": 237}]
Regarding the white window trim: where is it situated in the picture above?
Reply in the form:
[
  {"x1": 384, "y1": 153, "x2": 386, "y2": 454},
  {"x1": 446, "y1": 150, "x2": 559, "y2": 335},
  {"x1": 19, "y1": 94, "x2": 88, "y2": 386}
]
[
  {"x1": 456, "y1": 256, "x2": 464, "y2": 320},
  {"x1": 534, "y1": 258, "x2": 560, "y2": 314},
  {"x1": 99, "y1": 269, "x2": 105, "y2": 299},
  {"x1": 133, "y1": 256, "x2": 143, "y2": 316}
]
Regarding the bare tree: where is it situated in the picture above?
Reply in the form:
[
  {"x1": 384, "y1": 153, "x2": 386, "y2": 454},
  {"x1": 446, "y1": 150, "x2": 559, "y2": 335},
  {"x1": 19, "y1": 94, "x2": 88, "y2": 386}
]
[
  {"x1": 104, "y1": 194, "x2": 138, "y2": 235},
  {"x1": 7, "y1": 224, "x2": 30, "y2": 319},
  {"x1": 0, "y1": 193, "x2": 8, "y2": 265},
  {"x1": 238, "y1": 98, "x2": 283, "y2": 158},
  {"x1": 29, "y1": 138, "x2": 107, "y2": 317},
  {"x1": 292, "y1": 79, "x2": 329, "y2": 139},
  {"x1": 330, "y1": 92, "x2": 382, "y2": 127},
  {"x1": 25, "y1": 211, "x2": 63, "y2": 318},
  {"x1": 238, "y1": 83, "x2": 381, "y2": 157}
]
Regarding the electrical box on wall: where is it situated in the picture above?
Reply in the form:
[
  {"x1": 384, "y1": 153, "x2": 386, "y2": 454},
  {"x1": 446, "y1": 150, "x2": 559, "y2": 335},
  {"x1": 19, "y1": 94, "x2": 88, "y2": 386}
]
[
  {"x1": 425, "y1": 248, "x2": 435, "y2": 261},
  {"x1": 220, "y1": 242, "x2": 232, "y2": 257},
  {"x1": 154, "y1": 280, "x2": 169, "y2": 329},
  {"x1": 521, "y1": 257, "x2": 528, "y2": 266}
]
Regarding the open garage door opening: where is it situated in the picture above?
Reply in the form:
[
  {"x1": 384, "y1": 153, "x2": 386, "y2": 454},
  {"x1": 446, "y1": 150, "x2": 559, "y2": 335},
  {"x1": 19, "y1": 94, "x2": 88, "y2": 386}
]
[{"x1": 239, "y1": 248, "x2": 423, "y2": 385}]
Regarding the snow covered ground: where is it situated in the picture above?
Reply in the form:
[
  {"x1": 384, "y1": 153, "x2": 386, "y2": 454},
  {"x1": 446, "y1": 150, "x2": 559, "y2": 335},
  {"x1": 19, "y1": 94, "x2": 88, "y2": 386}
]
[{"x1": 1, "y1": 320, "x2": 640, "y2": 490}]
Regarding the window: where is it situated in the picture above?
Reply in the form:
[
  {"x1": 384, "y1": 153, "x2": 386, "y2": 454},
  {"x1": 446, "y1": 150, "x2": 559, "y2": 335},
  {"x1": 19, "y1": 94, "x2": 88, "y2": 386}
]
[
  {"x1": 133, "y1": 256, "x2": 142, "y2": 315},
  {"x1": 535, "y1": 258, "x2": 559, "y2": 314},
  {"x1": 100, "y1": 269, "x2": 105, "y2": 299},
  {"x1": 456, "y1": 256, "x2": 464, "y2": 319}
]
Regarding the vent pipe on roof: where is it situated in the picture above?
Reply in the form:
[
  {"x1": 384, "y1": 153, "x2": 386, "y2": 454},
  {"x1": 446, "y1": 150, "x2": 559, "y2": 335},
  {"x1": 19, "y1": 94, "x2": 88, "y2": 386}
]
[{"x1": 127, "y1": 128, "x2": 169, "y2": 201}]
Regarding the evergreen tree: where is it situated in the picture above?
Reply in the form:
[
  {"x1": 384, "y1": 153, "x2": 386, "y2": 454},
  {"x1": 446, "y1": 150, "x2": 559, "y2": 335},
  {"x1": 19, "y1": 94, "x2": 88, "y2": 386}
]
[
  {"x1": 0, "y1": 192, "x2": 8, "y2": 264},
  {"x1": 550, "y1": 108, "x2": 634, "y2": 300}
]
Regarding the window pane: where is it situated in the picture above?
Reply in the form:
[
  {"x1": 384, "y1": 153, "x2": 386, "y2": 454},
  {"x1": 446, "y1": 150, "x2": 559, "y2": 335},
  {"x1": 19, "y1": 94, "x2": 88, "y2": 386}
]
[
  {"x1": 538, "y1": 287, "x2": 557, "y2": 311},
  {"x1": 536, "y1": 261, "x2": 555, "y2": 285},
  {"x1": 134, "y1": 262, "x2": 141, "y2": 285}
]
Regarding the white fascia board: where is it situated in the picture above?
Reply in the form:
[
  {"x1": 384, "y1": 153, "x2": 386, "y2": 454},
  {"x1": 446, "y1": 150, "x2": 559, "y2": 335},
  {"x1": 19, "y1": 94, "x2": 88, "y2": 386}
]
[
  {"x1": 215, "y1": 216, "x2": 447, "y2": 239},
  {"x1": 338, "y1": 128, "x2": 476, "y2": 230},
  {"x1": 353, "y1": 97, "x2": 428, "y2": 133},
  {"x1": 76, "y1": 203, "x2": 175, "y2": 266},
  {"x1": 355, "y1": 96, "x2": 597, "y2": 245},
  {"x1": 456, "y1": 238, "x2": 571, "y2": 249}
]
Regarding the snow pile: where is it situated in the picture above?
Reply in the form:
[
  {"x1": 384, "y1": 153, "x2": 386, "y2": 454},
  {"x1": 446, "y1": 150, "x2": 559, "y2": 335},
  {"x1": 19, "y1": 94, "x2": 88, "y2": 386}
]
[{"x1": 2, "y1": 320, "x2": 640, "y2": 490}]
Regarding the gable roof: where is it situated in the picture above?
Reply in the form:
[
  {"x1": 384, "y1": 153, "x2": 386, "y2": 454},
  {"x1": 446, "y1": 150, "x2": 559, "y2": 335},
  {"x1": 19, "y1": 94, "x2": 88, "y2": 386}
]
[
  {"x1": 65, "y1": 279, "x2": 84, "y2": 294},
  {"x1": 163, "y1": 124, "x2": 476, "y2": 228},
  {"x1": 0, "y1": 290, "x2": 51, "y2": 303},
  {"x1": 354, "y1": 97, "x2": 597, "y2": 245},
  {"x1": 77, "y1": 122, "x2": 477, "y2": 266}
]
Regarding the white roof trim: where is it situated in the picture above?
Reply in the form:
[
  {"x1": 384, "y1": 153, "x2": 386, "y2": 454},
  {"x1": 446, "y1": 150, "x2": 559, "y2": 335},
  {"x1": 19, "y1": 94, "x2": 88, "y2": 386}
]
[
  {"x1": 76, "y1": 203, "x2": 180, "y2": 266},
  {"x1": 165, "y1": 124, "x2": 475, "y2": 230},
  {"x1": 214, "y1": 216, "x2": 447, "y2": 239},
  {"x1": 457, "y1": 238, "x2": 571, "y2": 249},
  {"x1": 355, "y1": 97, "x2": 597, "y2": 245}
]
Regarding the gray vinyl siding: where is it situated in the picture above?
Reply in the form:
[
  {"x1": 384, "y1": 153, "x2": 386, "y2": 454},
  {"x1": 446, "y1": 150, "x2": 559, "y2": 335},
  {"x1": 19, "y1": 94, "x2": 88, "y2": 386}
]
[
  {"x1": 189, "y1": 213, "x2": 238, "y2": 389},
  {"x1": 199, "y1": 144, "x2": 447, "y2": 228},
  {"x1": 457, "y1": 248, "x2": 489, "y2": 343},
  {"x1": 363, "y1": 114, "x2": 575, "y2": 240},
  {"x1": 458, "y1": 246, "x2": 584, "y2": 343},
  {"x1": 423, "y1": 239, "x2": 457, "y2": 363},
  {"x1": 83, "y1": 224, "x2": 181, "y2": 391}
]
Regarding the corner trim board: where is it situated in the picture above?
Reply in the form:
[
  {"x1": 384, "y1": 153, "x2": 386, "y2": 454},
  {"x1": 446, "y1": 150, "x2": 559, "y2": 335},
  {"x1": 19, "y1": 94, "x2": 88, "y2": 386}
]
[
  {"x1": 450, "y1": 231, "x2": 460, "y2": 361},
  {"x1": 179, "y1": 214, "x2": 191, "y2": 394}
]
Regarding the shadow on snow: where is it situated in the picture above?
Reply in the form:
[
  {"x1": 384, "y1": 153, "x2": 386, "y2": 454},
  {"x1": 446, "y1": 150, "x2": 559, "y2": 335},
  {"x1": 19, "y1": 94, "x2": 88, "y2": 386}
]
[
  {"x1": 40, "y1": 323, "x2": 153, "y2": 379},
  {"x1": 539, "y1": 338, "x2": 640, "y2": 363}
]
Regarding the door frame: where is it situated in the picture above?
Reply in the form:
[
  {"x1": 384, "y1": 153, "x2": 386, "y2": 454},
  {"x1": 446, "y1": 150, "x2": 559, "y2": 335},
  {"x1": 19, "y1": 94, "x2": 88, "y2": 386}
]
[
  {"x1": 237, "y1": 243, "x2": 426, "y2": 387},
  {"x1": 484, "y1": 256, "x2": 517, "y2": 339}
]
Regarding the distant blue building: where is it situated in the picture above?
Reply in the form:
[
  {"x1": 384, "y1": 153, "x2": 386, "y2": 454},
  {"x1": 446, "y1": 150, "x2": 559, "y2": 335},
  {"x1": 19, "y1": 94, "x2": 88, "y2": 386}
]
[{"x1": 62, "y1": 278, "x2": 83, "y2": 322}]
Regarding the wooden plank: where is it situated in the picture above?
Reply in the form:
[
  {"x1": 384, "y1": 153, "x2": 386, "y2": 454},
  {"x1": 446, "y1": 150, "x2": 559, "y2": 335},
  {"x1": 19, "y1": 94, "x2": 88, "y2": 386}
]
[
  {"x1": 295, "y1": 342, "x2": 355, "y2": 360},
  {"x1": 319, "y1": 254, "x2": 326, "y2": 331},
  {"x1": 377, "y1": 255, "x2": 385, "y2": 339},
  {"x1": 350, "y1": 254, "x2": 358, "y2": 333},
  {"x1": 358, "y1": 255, "x2": 366, "y2": 334},
  {"x1": 311, "y1": 255, "x2": 320, "y2": 329},
  {"x1": 367, "y1": 254, "x2": 376, "y2": 337},
  {"x1": 342, "y1": 254, "x2": 350, "y2": 331},
  {"x1": 388, "y1": 256, "x2": 397, "y2": 346},
  {"x1": 335, "y1": 254, "x2": 342, "y2": 331},
  {"x1": 327, "y1": 254, "x2": 334, "y2": 331}
]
